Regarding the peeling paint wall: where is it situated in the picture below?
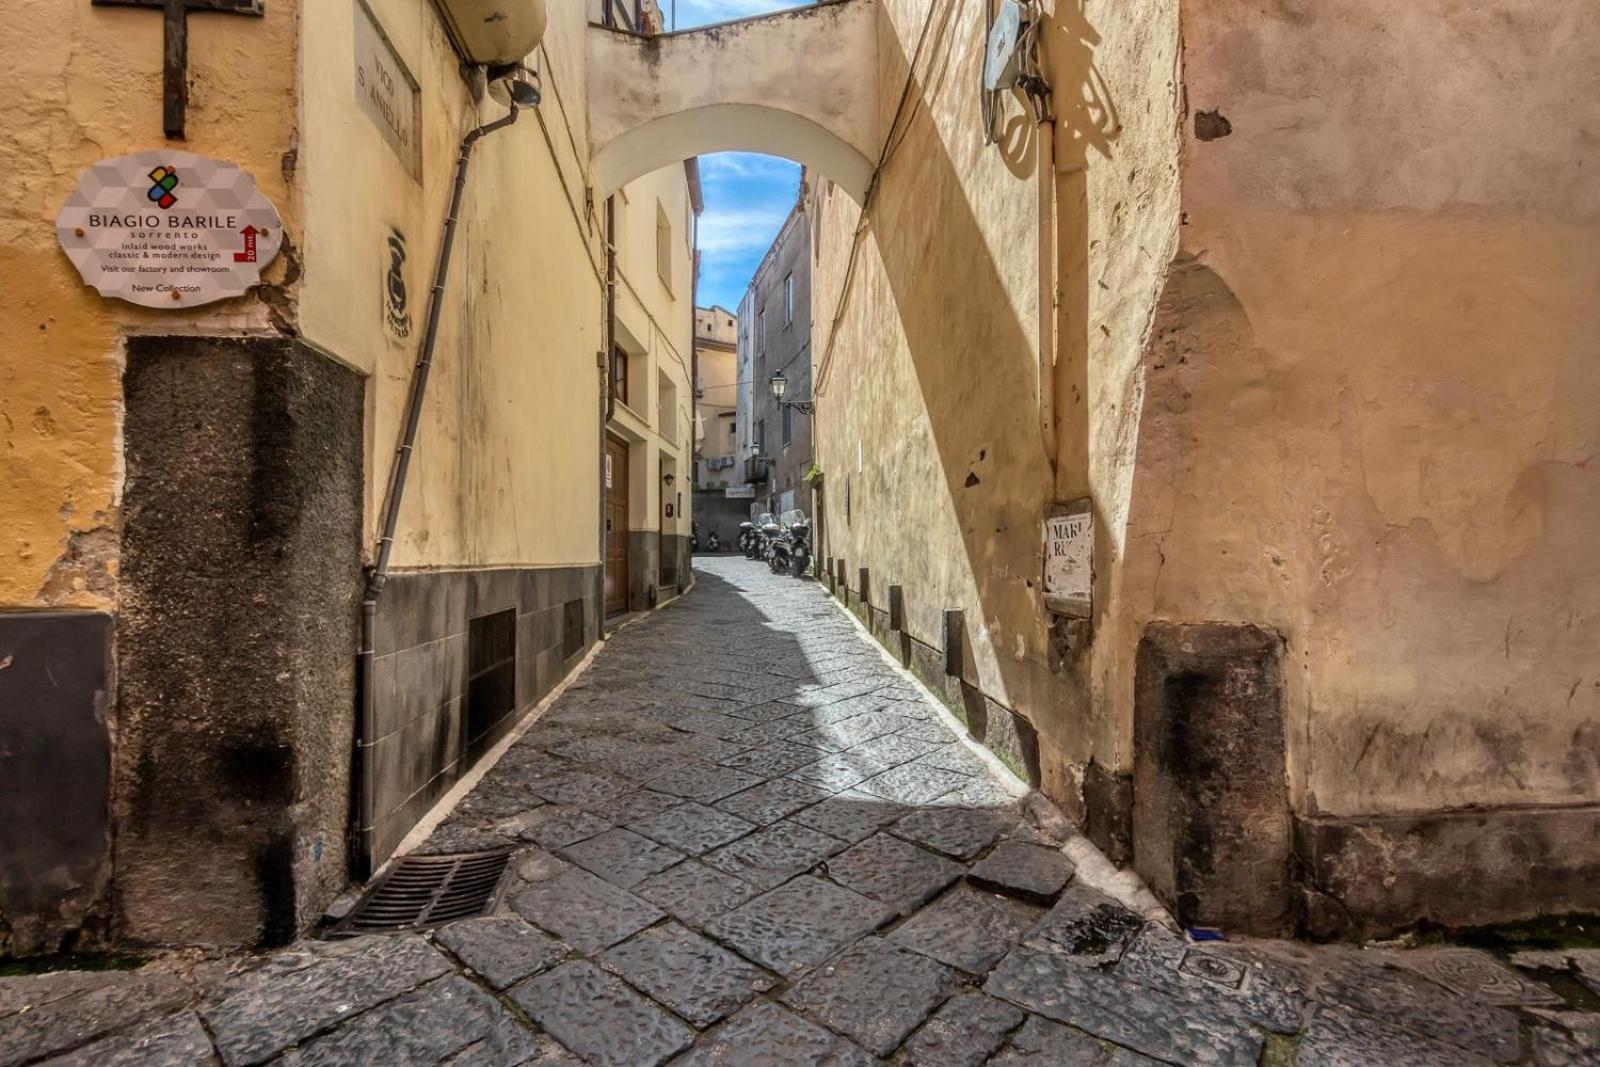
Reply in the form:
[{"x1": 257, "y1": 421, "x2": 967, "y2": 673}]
[
  {"x1": 0, "y1": 1, "x2": 302, "y2": 611},
  {"x1": 0, "y1": 0, "x2": 303, "y2": 955},
  {"x1": 1134, "y1": 0, "x2": 1600, "y2": 821}
]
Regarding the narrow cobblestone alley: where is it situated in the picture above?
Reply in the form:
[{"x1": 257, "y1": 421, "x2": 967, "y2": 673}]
[{"x1": 5, "y1": 559, "x2": 1600, "y2": 1066}]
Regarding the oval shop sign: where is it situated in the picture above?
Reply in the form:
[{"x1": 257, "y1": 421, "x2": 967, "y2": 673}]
[{"x1": 56, "y1": 150, "x2": 283, "y2": 309}]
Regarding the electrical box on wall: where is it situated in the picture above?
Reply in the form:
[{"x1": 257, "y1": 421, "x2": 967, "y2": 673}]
[
  {"x1": 432, "y1": 0, "x2": 547, "y2": 66},
  {"x1": 1043, "y1": 500, "x2": 1092, "y2": 618}
]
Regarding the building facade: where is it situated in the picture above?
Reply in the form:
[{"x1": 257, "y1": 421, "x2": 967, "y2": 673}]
[
  {"x1": 0, "y1": 0, "x2": 697, "y2": 956},
  {"x1": 738, "y1": 198, "x2": 815, "y2": 519},
  {"x1": 810, "y1": 0, "x2": 1600, "y2": 938},
  {"x1": 693, "y1": 306, "x2": 739, "y2": 490},
  {"x1": 604, "y1": 162, "x2": 701, "y2": 617}
]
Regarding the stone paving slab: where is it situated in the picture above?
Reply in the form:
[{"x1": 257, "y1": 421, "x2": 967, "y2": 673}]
[
  {"x1": 855, "y1": 763, "x2": 969, "y2": 806},
  {"x1": 557, "y1": 826, "x2": 685, "y2": 887},
  {"x1": 650, "y1": 760, "x2": 765, "y2": 802},
  {"x1": 510, "y1": 867, "x2": 663, "y2": 953},
  {"x1": 890, "y1": 804, "x2": 1013, "y2": 859},
  {"x1": 790, "y1": 789, "x2": 907, "y2": 843},
  {"x1": 1310, "y1": 952, "x2": 1521, "y2": 1063},
  {"x1": 702, "y1": 819, "x2": 846, "y2": 890},
  {"x1": 1, "y1": 969, "x2": 190, "y2": 1067},
  {"x1": 715, "y1": 777, "x2": 832, "y2": 826},
  {"x1": 632, "y1": 860, "x2": 763, "y2": 927},
  {"x1": 705, "y1": 875, "x2": 895, "y2": 976},
  {"x1": 968, "y1": 841, "x2": 1075, "y2": 904},
  {"x1": 673, "y1": 1001, "x2": 878, "y2": 1066},
  {"x1": 201, "y1": 936, "x2": 455, "y2": 1066},
  {"x1": 823, "y1": 832, "x2": 962, "y2": 914},
  {"x1": 33, "y1": 1009, "x2": 213, "y2": 1067},
  {"x1": 432, "y1": 916, "x2": 568, "y2": 990},
  {"x1": 510, "y1": 960, "x2": 695, "y2": 1067},
  {"x1": 600, "y1": 922, "x2": 777, "y2": 1028},
  {"x1": 889, "y1": 884, "x2": 1042, "y2": 975},
  {"x1": 1296, "y1": 1002, "x2": 1495, "y2": 1067},
  {"x1": 279, "y1": 974, "x2": 534, "y2": 1066},
  {"x1": 780, "y1": 937, "x2": 960, "y2": 1056},
  {"x1": 901, "y1": 991, "x2": 1026, "y2": 1067},
  {"x1": 628, "y1": 801, "x2": 757, "y2": 854},
  {"x1": 985, "y1": 944, "x2": 1265, "y2": 1065},
  {"x1": 787, "y1": 751, "x2": 893, "y2": 792}
]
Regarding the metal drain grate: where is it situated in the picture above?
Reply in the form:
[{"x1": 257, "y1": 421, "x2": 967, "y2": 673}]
[{"x1": 329, "y1": 849, "x2": 514, "y2": 938}]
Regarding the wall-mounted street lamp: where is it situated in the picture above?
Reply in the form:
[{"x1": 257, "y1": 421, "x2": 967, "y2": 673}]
[{"x1": 769, "y1": 370, "x2": 816, "y2": 415}]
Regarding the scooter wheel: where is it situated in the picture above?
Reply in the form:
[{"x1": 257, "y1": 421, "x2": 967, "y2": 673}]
[{"x1": 792, "y1": 554, "x2": 810, "y2": 578}]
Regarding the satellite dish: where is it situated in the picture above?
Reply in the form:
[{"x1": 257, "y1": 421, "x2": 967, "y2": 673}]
[{"x1": 984, "y1": 0, "x2": 1024, "y2": 92}]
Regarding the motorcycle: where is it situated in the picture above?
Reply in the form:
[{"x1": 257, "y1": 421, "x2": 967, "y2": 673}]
[
  {"x1": 761, "y1": 516, "x2": 785, "y2": 572},
  {"x1": 706, "y1": 529, "x2": 721, "y2": 552},
  {"x1": 767, "y1": 510, "x2": 812, "y2": 578},
  {"x1": 738, "y1": 521, "x2": 757, "y2": 558}
]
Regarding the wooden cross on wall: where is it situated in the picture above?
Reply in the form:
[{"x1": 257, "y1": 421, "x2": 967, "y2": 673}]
[{"x1": 92, "y1": 0, "x2": 265, "y2": 140}]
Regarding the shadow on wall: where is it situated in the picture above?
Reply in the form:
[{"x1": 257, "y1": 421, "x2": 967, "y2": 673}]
[{"x1": 828, "y1": 0, "x2": 1121, "y2": 803}]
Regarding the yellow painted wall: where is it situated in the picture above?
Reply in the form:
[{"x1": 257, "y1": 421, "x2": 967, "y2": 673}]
[
  {"x1": 694, "y1": 307, "x2": 739, "y2": 483},
  {"x1": 299, "y1": 0, "x2": 606, "y2": 572},
  {"x1": 0, "y1": 0, "x2": 301, "y2": 610}
]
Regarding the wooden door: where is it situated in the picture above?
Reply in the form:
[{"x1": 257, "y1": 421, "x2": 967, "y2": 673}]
[{"x1": 605, "y1": 436, "x2": 630, "y2": 616}]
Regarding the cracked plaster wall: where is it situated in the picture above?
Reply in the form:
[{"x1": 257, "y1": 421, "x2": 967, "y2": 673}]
[
  {"x1": 1114, "y1": 0, "x2": 1600, "y2": 818},
  {"x1": 0, "y1": 0, "x2": 302, "y2": 611}
]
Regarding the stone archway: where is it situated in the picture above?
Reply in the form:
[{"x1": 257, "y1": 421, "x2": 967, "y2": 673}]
[
  {"x1": 587, "y1": 0, "x2": 880, "y2": 200},
  {"x1": 592, "y1": 103, "x2": 875, "y2": 202}
]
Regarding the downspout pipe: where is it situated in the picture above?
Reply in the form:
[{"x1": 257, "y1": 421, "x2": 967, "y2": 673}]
[
  {"x1": 355, "y1": 99, "x2": 521, "y2": 878},
  {"x1": 1037, "y1": 115, "x2": 1057, "y2": 473}
]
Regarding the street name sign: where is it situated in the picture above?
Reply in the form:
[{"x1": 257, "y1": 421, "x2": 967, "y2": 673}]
[{"x1": 56, "y1": 150, "x2": 284, "y2": 309}]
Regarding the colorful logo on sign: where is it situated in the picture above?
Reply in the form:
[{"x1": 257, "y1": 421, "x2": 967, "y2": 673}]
[{"x1": 147, "y1": 166, "x2": 179, "y2": 208}]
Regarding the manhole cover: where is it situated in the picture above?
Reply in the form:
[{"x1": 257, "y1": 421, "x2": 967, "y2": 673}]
[
  {"x1": 328, "y1": 849, "x2": 514, "y2": 937},
  {"x1": 1400, "y1": 948, "x2": 1564, "y2": 1007}
]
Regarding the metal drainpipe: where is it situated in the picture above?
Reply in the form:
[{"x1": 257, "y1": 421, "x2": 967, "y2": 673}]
[
  {"x1": 355, "y1": 99, "x2": 521, "y2": 878},
  {"x1": 1037, "y1": 115, "x2": 1058, "y2": 473},
  {"x1": 599, "y1": 195, "x2": 617, "y2": 628}
]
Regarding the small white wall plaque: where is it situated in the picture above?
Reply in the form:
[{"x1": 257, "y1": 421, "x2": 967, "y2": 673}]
[
  {"x1": 1043, "y1": 499, "x2": 1093, "y2": 618},
  {"x1": 56, "y1": 151, "x2": 283, "y2": 309}
]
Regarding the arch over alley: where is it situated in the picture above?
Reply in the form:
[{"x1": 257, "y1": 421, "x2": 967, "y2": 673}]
[{"x1": 587, "y1": 0, "x2": 881, "y2": 200}]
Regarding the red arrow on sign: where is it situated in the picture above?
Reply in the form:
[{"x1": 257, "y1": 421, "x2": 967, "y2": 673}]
[{"x1": 234, "y1": 225, "x2": 258, "y2": 263}]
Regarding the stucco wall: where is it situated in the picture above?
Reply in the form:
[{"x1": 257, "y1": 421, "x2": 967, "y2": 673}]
[
  {"x1": 1116, "y1": 0, "x2": 1600, "y2": 819},
  {"x1": 812, "y1": 0, "x2": 1181, "y2": 804},
  {"x1": 609, "y1": 161, "x2": 698, "y2": 559},
  {"x1": 587, "y1": 0, "x2": 880, "y2": 199},
  {"x1": 300, "y1": 0, "x2": 605, "y2": 573},
  {"x1": 0, "y1": 0, "x2": 301, "y2": 612}
]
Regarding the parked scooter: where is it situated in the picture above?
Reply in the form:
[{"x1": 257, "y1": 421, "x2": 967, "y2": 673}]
[
  {"x1": 767, "y1": 510, "x2": 812, "y2": 578},
  {"x1": 761, "y1": 515, "x2": 786, "y2": 572},
  {"x1": 748, "y1": 513, "x2": 777, "y2": 561},
  {"x1": 738, "y1": 521, "x2": 758, "y2": 558},
  {"x1": 706, "y1": 529, "x2": 721, "y2": 552}
]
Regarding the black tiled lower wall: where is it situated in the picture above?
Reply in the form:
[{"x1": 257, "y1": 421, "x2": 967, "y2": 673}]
[{"x1": 368, "y1": 565, "x2": 602, "y2": 863}]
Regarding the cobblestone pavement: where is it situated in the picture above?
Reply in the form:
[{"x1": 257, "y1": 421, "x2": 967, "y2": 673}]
[{"x1": 6, "y1": 557, "x2": 1600, "y2": 1065}]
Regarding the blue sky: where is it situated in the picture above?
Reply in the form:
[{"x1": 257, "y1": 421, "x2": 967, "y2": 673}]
[
  {"x1": 673, "y1": 1, "x2": 805, "y2": 312},
  {"x1": 695, "y1": 153, "x2": 801, "y2": 312}
]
